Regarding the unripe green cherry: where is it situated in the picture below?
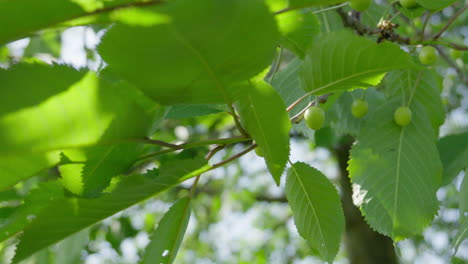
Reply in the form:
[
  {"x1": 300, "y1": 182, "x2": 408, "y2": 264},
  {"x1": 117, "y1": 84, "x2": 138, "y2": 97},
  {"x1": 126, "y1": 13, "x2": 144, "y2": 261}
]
[
  {"x1": 400, "y1": 0, "x2": 417, "y2": 8},
  {"x1": 351, "y1": 99, "x2": 369, "y2": 118},
  {"x1": 394, "y1": 106, "x2": 412, "y2": 127},
  {"x1": 304, "y1": 106, "x2": 325, "y2": 130},
  {"x1": 350, "y1": 0, "x2": 372, "y2": 12},
  {"x1": 255, "y1": 147, "x2": 264, "y2": 157},
  {"x1": 419, "y1": 46, "x2": 437, "y2": 65}
]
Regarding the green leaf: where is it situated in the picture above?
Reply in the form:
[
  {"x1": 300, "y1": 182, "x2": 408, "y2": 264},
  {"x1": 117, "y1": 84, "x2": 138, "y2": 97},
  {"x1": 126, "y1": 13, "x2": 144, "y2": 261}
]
[
  {"x1": 270, "y1": 58, "x2": 316, "y2": 139},
  {"x1": 79, "y1": 143, "x2": 147, "y2": 197},
  {"x1": 99, "y1": 0, "x2": 278, "y2": 105},
  {"x1": 12, "y1": 153, "x2": 208, "y2": 262},
  {"x1": 288, "y1": 0, "x2": 346, "y2": 8},
  {"x1": 300, "y1": 31, "x2": 417, "y2": 95},
  {"x1": 437, "y1": 132, "x2": 468, "y2": 185},
  {"x1": 397, "y1": 4, "x2": 425, "y2": 18},
  {"x1": 461, "y1": 171, "x2": 468, "y2": 214},
  {"x1": 0, "y1": 63, "x2": 163, "y2": 190},
  {"x1": 141, "y1": 197, "x2": 191, "y2": 264},
  {"x1": 54, "y1": 229, "x2": 90, "y2": 264},
  {"x1": 416, "y1": 0, "x2": 458, "y2": 10},
  {"x1": 232, "y1": 82, "x2": 291, "y2": 185},
  {"x1": 285, "y1": 162, "x2": 344, "y2": 262},
  {"x1": 166, "y1": 104, "x2": 227, "y2": 119},
  {"x1": 0, "y1": 181, "x2": 63, "y2": 242},
  {"x1": 455, "y1": 171, "x2": 468, "y2": 253},
  {"x1": 360, "y1": 1, "x2": 386, "y2": 28},
  {"x1": 385, "y1": 69, "x2": 445, "y2": 131},
  {"x1": 348, "y1": 98, "x2": 442, "y2": 240},
  {"x1": 271, "y1": 58, "x2": 308, "y2": 116},
  {"x1": 276, "y1": 9, "x2": 320, "y2": 57},
  {"x1": 326, "y1": 88, "x2": 386, "y2": 136},
  {"x1": 23, "y1": 31, "x2": 61, "y2": 58},
  {"x1": 0, "y1": 0, "x2": 157, "y2": 44},
  {"x1": 454, "y1": 218, "x2": 468, "y2": 254},
  {"x1": 316, "y1": 6, "x2": 344, "y2": 33}
]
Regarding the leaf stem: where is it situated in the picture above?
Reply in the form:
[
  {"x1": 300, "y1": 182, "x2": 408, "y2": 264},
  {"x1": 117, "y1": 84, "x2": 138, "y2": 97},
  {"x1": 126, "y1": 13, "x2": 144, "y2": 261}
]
[
  {"x1": 228, "y1": 104, "x2": 250, "y2": 137},
  {"x1": 210, "y1": 144, "x2": 257, "y2": 168},
  {"x1": 204, "y1": 144, "x2": 226, "y2": 160}
]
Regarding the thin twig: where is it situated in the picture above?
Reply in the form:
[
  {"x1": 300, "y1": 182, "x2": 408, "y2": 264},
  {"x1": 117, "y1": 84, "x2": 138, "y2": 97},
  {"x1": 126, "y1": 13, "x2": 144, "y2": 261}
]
[
  {"x1": 229, "y1": 104, "x2": 250, "y2": 137},
  {"x1": 205, "y1": 145, "x2": 226, "y2": 160},
  {"x1": 211, "y1": 144, "x2": 257, "y2": 168},
  {"x1": 268, "y1": 47, "x2": 283, "y2": 84},
  {"x1": 433, "y1": 5, "x2": 467, "y2": 39},
  {"x1": 420, "y1": 11, "x2": 432, "y2": 41},
  {"x1": 136, "y1": 136, "x2": 251, "y2": 162},
  {"x1": 290, "y1": 94, "x2": 331, "y2": 123}
]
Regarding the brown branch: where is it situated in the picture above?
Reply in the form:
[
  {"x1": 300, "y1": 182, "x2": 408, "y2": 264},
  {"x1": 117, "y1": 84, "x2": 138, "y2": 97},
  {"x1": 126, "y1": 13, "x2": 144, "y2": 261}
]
[
  {"x1": 205, "y1": 145, "x2": 225, "y2": 160},
  {"x1": 433, "y1": 5, "x2": 468, "y2": 39}
]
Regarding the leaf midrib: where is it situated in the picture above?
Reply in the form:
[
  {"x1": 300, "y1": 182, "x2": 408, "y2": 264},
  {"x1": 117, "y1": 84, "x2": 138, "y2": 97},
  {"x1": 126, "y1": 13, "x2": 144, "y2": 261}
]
[{"x1": 290, "y1": 165, "x2": 327, "y2": 257}]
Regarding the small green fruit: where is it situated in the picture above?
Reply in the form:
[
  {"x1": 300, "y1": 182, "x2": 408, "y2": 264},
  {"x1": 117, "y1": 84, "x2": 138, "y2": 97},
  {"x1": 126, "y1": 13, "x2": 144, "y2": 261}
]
[
  {"x1": 400, "y1": 0, "x2": 418, "y2": 8},
  {"x1": 255, "y1": 147, "x2": 264, "y2": 157},
  {"x1": 304, "y1": 106, "x2": 325, "y2": 130},
  {"x1": 394, "y1": 106, "x2": 412, "y2": 127},
  {"x1": 350, "y1": 0, "x2": 372, "y2": 12},
  {"x1": 419, "y1": 46, "x2": 437, "y2": 65},
  {"x1": 351, "y1": 99, "x2": 369, "y2": 118}
]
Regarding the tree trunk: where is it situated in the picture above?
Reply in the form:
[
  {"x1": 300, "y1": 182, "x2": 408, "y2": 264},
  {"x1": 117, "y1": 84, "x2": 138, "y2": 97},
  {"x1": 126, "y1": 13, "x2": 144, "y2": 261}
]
[{"x1": 334, "y1": 139, "x2": 398, "y2": 264}]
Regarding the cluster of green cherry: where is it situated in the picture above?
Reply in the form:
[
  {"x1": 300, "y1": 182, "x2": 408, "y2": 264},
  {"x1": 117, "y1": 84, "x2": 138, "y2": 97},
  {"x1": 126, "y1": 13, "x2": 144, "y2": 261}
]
[
  {"x1": 349, "y1": 0, "x2": 421, "y2": 12},
  {"x1": 302, "y1": 45, "x2": 439, "y2": 131}
]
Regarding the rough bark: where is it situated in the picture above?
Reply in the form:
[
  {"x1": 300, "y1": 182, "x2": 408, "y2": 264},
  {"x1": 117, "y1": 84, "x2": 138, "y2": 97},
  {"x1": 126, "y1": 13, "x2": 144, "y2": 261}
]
[{"x1": 334, "y1": 139, "x2": 398, "y2": 264}]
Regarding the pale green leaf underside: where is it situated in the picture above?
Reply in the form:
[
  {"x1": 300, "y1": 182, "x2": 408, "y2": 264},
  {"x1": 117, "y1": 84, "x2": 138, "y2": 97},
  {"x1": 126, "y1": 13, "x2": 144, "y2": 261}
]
[
  {"x1": 437, "y1": 132, "x2": 468, "y2": 185},
  {"x1": 12, "y1": 154, "x2": 207, "y2": 262},
  {"x1": 300, "y1": 31, "x2": 417, "y2": 95},
  {"x1": 141, "y1": 197, "x2": 191, "y2": 264},
  {"x1": 233, "y1": 82, "x2": 291, "y2": 185},
  {"x1": 286, "y1": 162, "x2": 344, "y2": 262},
  {"x1": 99, "y1": 0, "x2": 278, "y2": 105},
  {"x1": 348, "y1": 98, "x2": 441, "y2": 239}
]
